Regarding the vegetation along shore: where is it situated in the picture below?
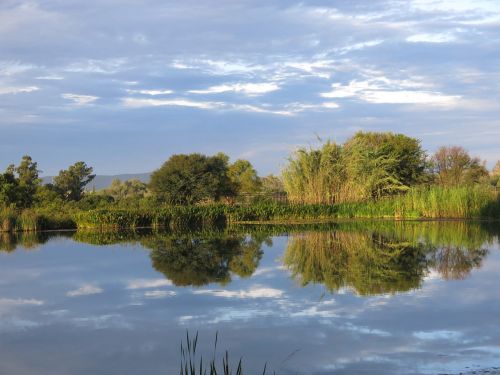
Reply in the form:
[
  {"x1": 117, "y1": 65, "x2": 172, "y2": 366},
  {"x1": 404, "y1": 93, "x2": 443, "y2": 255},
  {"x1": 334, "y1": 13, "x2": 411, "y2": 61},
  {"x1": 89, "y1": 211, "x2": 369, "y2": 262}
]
[{"x1": 1, "y1": 131, "x2": 499, "y2": 232}]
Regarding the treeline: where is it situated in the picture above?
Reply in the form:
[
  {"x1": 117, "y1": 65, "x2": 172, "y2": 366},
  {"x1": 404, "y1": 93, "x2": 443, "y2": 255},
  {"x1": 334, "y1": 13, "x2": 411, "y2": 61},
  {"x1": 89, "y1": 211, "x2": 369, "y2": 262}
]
[
  {"x1": 283, "y1": 132, "x2": 498, "y2": 204},
  {"x1": 1, "y1": 131, "x2": 500, "y2": 231}
]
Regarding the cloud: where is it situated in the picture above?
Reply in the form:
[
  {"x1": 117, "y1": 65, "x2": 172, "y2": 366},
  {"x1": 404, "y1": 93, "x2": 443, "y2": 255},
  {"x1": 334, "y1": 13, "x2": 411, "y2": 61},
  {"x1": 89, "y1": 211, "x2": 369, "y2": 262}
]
[
  {"x1": 61, "y1": 93, "x2": 99, "y2": 105},
  {"x1": 193, "y1": 286, "x2": 284, "y2": 299},
  {"x1": 321, "y1": 77, "x2": 460, "y2": 106},
  {"x1": 189, "y1": 82, "x2": 280, "y2": 96},
  {"x1": 122, "y1": 97, "x2": 294, "y2": 116},
  {"x1": 0, "y1": 86, "x2": 39, "y2": 95},
  {"x1": 143, "y1": 290, "x2": 176, "y2": 299},
  {"x1": 126, "y1": 279, "x2": 172, "y2": 289},
  {"x1": 406, "y1": 33, "x2": 457, "y2": 43},
  {"x1": 413, "y1": 330, "x2": 463, "y2": 341},
  {"x1": 67, "y1": 284, "x2": 103, "y2": 297},
  {"x1": 0, "y1": 61, "x2": 36, "y2": 76},
  {"x1": 0, "y1": 298, "x2": 44, "y2": 307},
  {"x1": 126, "y1": 89, "x2": 173, "y2": 96},
  {"x1": 65, "y1": 58, "x2": 128, "y2": 74}
]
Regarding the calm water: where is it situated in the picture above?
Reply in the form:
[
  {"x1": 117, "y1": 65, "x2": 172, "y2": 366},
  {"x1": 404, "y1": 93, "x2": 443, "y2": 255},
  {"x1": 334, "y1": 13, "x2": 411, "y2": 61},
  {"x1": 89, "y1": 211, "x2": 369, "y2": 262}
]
[{"x1": 0, "y1": 222, "x2": 499, "y2": 375}]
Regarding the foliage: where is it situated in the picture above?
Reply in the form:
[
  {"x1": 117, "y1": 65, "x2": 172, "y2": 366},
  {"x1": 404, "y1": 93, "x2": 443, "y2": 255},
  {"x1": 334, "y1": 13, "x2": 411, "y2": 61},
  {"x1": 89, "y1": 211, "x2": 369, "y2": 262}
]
[
  {"x1": 150, "y1": 153, "x2": 236, "y2": 204},
  {"x1": 283, "y1": 222, "x2": 490, "y2": 295},
  {"x1": 104, "y1": 178, "x2": 148, "y2": 200},
  {"x1": 228, "y1": 159, "x2": 262, "y2": 195},
  {"x1": 53, "y1": 161, "x2": 96, "y2": 201},
  {"x1": 282, "y1": 132, "x2": 428, "y2": 204},
  {"x1": 431, "y1": 146, "x2": 489, "y2": 186}
]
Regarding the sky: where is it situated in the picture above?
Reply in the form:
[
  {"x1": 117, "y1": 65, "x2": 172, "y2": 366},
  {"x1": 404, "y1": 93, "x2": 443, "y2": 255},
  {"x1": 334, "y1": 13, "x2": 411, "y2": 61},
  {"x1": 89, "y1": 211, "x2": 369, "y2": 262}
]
[{"x1": 1, "y1": 0, "x2": 499, "y2": 176}]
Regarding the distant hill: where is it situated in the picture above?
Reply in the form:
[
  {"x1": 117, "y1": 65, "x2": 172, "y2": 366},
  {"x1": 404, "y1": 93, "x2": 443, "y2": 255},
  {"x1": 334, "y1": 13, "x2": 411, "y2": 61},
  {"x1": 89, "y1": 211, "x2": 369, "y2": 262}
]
[{"x1": 41, "y1": 173, "x2": 151, "y2": 190}]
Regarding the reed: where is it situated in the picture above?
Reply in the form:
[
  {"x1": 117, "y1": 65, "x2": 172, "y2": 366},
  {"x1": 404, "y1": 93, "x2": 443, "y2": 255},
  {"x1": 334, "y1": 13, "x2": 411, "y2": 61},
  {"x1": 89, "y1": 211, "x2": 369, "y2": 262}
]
[{"x1": 179, "y1": 332, "x2": 270, "y2": 375}]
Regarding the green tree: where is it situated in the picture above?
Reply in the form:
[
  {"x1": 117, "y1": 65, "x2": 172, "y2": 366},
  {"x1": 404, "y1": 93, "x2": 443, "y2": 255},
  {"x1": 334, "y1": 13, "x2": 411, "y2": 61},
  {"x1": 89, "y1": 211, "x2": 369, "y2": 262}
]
[
  {"x1": 106, "y1": 178, "x2": 148, "y2": 200},
  {"x1": 15, "y1": 155, "x2": 40, "y2": 207},
  {"x1": 0, "y1": 165, "x2": 19, "y2": 207},
  {"x1": 149, "y1": 153, "x2": 235, "y2": 204},
  {"x1": 228, "y1": 159, "x2": 262, "y2": 195},
  {"x1": 53, "y1": 161, "x2": 95, "y2": 201},
  {"x1": 343, "y1": 132, "x2": 427, "y2": 199},
  {"x1": 431, "y1": 146, "x2": 488, "y2": 186}
]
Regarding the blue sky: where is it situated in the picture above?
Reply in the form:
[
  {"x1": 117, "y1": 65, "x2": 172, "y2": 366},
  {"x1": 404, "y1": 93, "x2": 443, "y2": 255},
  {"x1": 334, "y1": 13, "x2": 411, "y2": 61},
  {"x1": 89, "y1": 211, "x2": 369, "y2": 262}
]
[{"x1": 1, "y1": 0, "x2": 499, "y2": 176}]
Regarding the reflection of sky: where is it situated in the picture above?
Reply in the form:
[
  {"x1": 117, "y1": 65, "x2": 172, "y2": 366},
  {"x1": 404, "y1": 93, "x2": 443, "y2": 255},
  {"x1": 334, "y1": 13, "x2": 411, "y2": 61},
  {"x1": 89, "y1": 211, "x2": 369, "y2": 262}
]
[{"x1": 0, "y1": 235, "x2": 499, "y2": 374}]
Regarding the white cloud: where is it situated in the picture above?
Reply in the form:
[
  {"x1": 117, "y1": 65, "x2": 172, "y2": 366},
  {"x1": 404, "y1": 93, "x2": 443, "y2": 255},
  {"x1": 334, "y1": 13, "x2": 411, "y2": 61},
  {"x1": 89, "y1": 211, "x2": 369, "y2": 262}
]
[
  {"x1": 126, "y1": 279, "x2": 172, "y2": 289},
  {"x1": 65, "y1": 58, "x2": 128, "y2": 74},
  {"x1": 0, "y1": 298, "x2": 44, "y2": 307},
  {"x1": 406, "y1": 32, "x2": 456, "y2": 43},
  {"x1": 122, "y1": 97, "x2": 293, "y2": 116},
  {"x1": 321, "y1": 77, "x2": 460, "y2": 106},
  {"x1": 0, "y1": 86, "x2": 39, "y2": 95},
  {"x1": 413, "y1": 330, "x2": 463, "y2": 341},
  {"x1": 122, "y1": 97, "x2": 219, "y2": 110},
  {"x1": 126, "y1": 89, "x2": 173, "y2": 96},
  {"x1": 62, "y1": 93, "x2": 99, "y2": 105},
  {"x1": 193, "y1": 286, "x2": 284, "y2": 299},
  {"x1": 143, "y1": 290, "x2": 176, "y2": 299},
  {"x1": 67, "y1": 284, "x2": 103, "y2": 297},
  {"x1": 189, "y1": 82, "x2": 279, "y2": 96},
  {"x1": 0, "y1": 61, "x2": 35, "y2": 76},
  {"x1": 36, "y1": 75, "x2": 64, "y2": 80},
  {"x1": 411, "y1": 0, "x2": 500, "y2": 13},
  {"x1": 361, "y1": 90, "x2": 460, "y2": 105}
]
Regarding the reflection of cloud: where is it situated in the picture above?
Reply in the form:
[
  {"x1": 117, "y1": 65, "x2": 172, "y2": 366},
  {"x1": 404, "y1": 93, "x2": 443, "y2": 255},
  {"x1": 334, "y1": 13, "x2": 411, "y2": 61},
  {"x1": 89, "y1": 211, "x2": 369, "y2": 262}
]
[
  {"x1": 66, "y1": 284, "x2": 103, "y2": 297},
  {"x1": 71, "y1": 314, "x2": 131, "y2": 329},
  {"x1": 61, "y1": 93, "x2": 98, "y2": 106},
  {"x1": 143, "y1": 290, "x2": 176, "y2": 299},
  {"x1": 193, "y1": 286, "x2": 284, "y2": 299},
  {"x1": 0, "y1": 298, "x2": 44, "y2": 306},
  {"x1": 413, "y1": 330, "x2": 463, "y2": 341},
  {"x1": 126, "y1": 279, "x2": 172, "y2": 289}
]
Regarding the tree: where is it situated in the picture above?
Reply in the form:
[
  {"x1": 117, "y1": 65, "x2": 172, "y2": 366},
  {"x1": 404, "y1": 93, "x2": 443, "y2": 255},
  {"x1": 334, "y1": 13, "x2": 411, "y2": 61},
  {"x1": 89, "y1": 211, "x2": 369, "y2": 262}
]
[
  {"x1": 431, "y1": 146, "x2": 488, "y2": 186},
  {"x1": 261, "y1": 174, "x2": 284, "y2": 194},
  {"x1": 343, "y1": 132, "x2": 427, "y2": 199},
  {"x1": 150, "y1": 153, "x2": 235, "y2": 204},
  {"x1": 228, "y1": 159, "x2": 261, "y2": 195},
  {"x1": 106, "y1": 178, "x2": 148, "y2": 200},
  {"x1": 0, "y1": 166, "x2": 19, "y2": 207},
  {"x1": 15, "y1": 155, "x2": 40, "y2": 207},
  {"x1": 53, "y1": 161, "x2": 95, "y2": 201}
]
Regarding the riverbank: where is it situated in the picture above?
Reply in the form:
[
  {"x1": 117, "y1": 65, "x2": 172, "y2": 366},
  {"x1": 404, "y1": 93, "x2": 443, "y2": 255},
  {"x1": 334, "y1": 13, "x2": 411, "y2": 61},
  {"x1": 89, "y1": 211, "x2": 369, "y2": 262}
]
[{"x1": 1, "y1": 186, "x2": 499, "y2": 232}]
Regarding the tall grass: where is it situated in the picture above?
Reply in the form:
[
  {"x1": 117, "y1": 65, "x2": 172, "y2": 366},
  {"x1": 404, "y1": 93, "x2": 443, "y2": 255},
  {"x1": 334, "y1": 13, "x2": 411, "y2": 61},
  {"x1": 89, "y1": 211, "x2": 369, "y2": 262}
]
[{"x1": 179, "y1": 332, "x2": 270, "y2": 375}]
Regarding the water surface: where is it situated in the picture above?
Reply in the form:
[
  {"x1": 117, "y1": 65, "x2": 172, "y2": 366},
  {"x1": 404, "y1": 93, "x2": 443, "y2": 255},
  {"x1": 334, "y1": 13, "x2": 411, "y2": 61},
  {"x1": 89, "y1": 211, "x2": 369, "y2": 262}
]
[{"x1": 0, "y1": 222, "x2": 499, "y2": 374}]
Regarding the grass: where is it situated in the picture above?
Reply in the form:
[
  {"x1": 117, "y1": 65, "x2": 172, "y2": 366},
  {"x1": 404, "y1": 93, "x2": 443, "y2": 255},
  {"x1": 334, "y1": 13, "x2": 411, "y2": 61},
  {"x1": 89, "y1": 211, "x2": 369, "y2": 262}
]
[
  {"x1": 179, "y1": 332, "x2": 270, "y2": 375},
  {"x1": 1, "y1": 186, "x2": 499, "y2": 232}
]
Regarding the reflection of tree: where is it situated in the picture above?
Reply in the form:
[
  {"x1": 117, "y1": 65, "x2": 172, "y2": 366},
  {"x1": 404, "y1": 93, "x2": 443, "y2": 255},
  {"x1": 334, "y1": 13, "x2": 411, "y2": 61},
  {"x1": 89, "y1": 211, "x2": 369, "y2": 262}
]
[
  {"x1": 284, "y1": 227, "x2": 490, "y2": 296},
  {"x1": 0, "y1": 231, "x2": 53, "y2": 252},
  {"x1": 430, "y1": 246, "x2": 488, "y2": 280},
  {"x1": 143, "y1": 234, "x2": 265, "y2": 286},
  {"x1": 284, "y1": 231, "x2": 428, "y2": 295}
]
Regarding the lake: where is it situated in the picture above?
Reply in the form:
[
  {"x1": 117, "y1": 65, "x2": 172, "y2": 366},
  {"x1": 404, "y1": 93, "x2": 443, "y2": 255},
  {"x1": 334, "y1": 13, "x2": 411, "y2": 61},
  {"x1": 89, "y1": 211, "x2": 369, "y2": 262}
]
[{"x1": 0, "y1": 221, "x2": 499, "y2": 375}]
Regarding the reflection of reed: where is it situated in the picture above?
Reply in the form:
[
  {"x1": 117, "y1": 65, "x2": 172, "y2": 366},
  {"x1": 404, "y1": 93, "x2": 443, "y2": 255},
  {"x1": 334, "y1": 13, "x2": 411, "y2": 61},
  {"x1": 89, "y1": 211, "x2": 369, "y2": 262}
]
[
  {"x1": 284, "y1": 226, "x2": 491, "y2": 296},
  {"x1": 284, "y1": 231, "x2": 428, "y2": 295}
]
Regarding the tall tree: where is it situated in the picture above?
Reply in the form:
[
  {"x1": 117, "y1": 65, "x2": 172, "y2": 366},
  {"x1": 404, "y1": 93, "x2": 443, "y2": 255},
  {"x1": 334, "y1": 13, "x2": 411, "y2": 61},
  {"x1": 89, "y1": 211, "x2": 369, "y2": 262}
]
[
  {"x1": 15, "y1": 155, "x2": 40, "y2": 207},
  {"x1": 228, "y1": 159, "x2": 262, "y2": 195},
  {"x1": 343, "y1": 132, "x2": 427, "y2": 199},
  {"x1": 431, "y1": 146, "x2": 488, "y2": 186},
  {"x1": 53, "y1": 161, "x2": 95, "y2": 201},
  {"x1": 149, "y1": 153, "x2": 235, "y2": 204}
]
